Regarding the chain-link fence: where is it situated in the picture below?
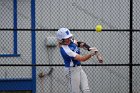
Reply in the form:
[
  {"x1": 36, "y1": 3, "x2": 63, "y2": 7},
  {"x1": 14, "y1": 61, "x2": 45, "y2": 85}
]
[{"x1": 0, "y1": 0, "x2": 140, "y2": 93}]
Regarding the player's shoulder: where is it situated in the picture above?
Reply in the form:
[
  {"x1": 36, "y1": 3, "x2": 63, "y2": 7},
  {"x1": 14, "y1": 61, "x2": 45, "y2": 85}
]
[
  {"x1": 61, "y1": 45, "x2": 77, "y2": 57},
  {"x1": 60, "y1": 45, "x2": 74, "y2": 55},
  {"x1": 61, "y1": 45, "x2": 71, "y2": 52}
]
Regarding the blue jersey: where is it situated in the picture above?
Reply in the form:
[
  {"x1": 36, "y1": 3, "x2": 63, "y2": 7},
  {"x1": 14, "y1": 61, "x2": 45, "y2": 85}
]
[{"x1": 60, "y1": 41, "x2": 81, "y2": 67}]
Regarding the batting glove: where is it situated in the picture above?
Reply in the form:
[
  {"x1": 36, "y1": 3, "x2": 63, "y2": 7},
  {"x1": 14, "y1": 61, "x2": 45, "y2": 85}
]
[
  {"x1": 89, "y1": 48, "x2": 98, "y2": 56},
  {"x1": 89, "y1": 47, "x2": 98, "y2": 53}
]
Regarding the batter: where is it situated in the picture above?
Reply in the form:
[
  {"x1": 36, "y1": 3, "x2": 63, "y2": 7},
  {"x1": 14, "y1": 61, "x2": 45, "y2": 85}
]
[{"x1": 56, "y1": 28, "x2": 98, "y2": 93}]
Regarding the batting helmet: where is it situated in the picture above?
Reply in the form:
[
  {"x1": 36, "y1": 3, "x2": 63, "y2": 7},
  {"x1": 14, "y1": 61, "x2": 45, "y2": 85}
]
[{"x1": 56, "y1": 28, "x2": 73, "y2": 40}]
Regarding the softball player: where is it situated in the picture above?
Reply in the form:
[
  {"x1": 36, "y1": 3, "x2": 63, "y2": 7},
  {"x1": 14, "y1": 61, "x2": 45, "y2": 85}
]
[{"x1": 56, "y1": 28, "x2": 99, "y2": 93}]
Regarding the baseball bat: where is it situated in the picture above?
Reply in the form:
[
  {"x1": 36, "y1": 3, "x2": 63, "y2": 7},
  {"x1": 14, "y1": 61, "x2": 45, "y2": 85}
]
[
  {"x1": 95, "y1": 51, "x2": 103, "y2": 63},
  {"x1": 89, "y1": 48, "x2": 103, "y2": 63}
]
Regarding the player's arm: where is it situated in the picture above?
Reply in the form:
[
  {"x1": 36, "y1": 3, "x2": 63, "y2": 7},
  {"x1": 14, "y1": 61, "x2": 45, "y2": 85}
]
[
  {"x1": 74, "y1": 53, "x2": 94, "y2": 62},
  {"x1": 64, "y1": 46, "x2": 96, "y2": 62},
  {"x1": 72, "y1": 39, "x2": 103, "y2": 63},
  {"x1": 74, "y1": 48, "x2": 98, "y2": 62}
]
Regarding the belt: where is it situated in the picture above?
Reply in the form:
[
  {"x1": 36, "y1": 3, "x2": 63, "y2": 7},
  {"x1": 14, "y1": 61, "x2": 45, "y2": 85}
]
[{"x1": 73, "y1": 64, "x2": 81, "y2": 67}]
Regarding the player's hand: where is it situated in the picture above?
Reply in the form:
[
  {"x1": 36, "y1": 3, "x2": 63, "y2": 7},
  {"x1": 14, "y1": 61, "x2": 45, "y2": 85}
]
[
  {"x1": 89, "y1": 47, "x2": 103, "y2": 63},
  {"x1": 89, "y1": 47, "x2": 98, "y2": 53},
  {"x1": 90, "y1": 47, "x2": 98, "y2": 56}
]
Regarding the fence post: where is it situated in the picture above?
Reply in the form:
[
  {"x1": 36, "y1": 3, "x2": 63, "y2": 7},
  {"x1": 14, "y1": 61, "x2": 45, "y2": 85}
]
[
  {"x1": 31, "y1": 0, "x2": 36, "y2": 93},
  {"x1": 129, "y1": 0, "x2": 133, "y2": 92}
]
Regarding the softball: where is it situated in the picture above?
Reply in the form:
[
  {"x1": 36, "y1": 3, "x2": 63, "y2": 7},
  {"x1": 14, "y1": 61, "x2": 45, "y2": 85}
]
[{"x1": 95, "y1": 25, "x2": 102, "y2": 32}]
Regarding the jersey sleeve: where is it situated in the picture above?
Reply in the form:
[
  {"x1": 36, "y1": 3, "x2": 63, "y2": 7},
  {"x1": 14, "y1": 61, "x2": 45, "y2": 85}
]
[{"x1": 61, "y1": 45, "x2": 78, "y2": 58}]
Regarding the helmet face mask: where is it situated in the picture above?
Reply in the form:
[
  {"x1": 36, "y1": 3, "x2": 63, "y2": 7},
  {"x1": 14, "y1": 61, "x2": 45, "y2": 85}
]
[{"x1": 56, "y1": 28, "x2": 73, "y2": 41}]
